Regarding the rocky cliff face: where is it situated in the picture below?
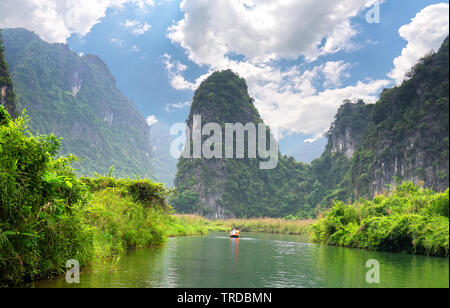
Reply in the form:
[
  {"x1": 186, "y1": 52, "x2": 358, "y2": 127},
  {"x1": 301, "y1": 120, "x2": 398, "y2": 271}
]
[
  {"x1": 326, "y1": 37, "x2": 449, "y2": 197},
  {"x1": 1, "y1": 28, "x2": 154, "y2": 178},
  {"x1": 174, "y1": 36, "x2": 449, "y2": 219},
  {"x1": 0, "y1": 31, "x2": 16, "y2": 117},
  {"x1": 328, "y1": 100, "x2": 368, "y2": 159},
  {"x1": 174, "y1": 70, "x2": 259, "y2": 218},
  {"x1": 174, "y1": 70, "x2": 315, "y2": 219},
  {"x1": 149, "y1": 122, "x2": 178, "y2": 187}
]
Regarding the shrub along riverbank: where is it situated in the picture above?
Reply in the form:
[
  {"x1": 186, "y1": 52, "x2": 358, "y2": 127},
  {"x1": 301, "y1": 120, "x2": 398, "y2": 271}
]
[
  {"x1": 0, "y1": 107, "x2": 205, "y2": 287},
  {"x1": 312, "y1": 183, "x2": 449, "y2": 257},
  {"x1": 173, "y1": 185, "x2": 449, "y2": 258}
]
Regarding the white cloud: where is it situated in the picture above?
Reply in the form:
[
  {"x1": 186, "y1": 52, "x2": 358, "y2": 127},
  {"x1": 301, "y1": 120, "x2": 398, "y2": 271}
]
[
  {"x1": 162, "y1": 53, "x2": 208, "y2": 91},
  {"x1": 146, "y1": 115, "x2": 159, "y2": 126},
  {"x1": 163, "y1": 53, "x2": 390, "y2": 138},
  {"x1": 0, "y1": 0, "x2": 155, "y2": 43},
  {"x1": 388, "y1": 3, "x2": 449, "y2": 85},
  {"x1": 165, "y1": 101, "x2": 191, "y2": 112},
  {"x1": 110, "y1": 38, "x2": 125, "y2": 46},
  {"x1": 123, "y1": 19, "x2": 151, "y2": 35},
  {"x1": 321, "y1": 61, "x2": 351, "y2": 88},
  {"x1": 168, "y1": 0, "x2": 380, "y2": 65},
  {"x1": 131, "y1": 45, "x2": 140, "y2": 52},
  {"x1": 243, "y1": 63, "x2": 390, "y2": 140},
  {"x1": 165, "y1": 0, "x2": 389, "y2": 140},
  {"x1": 132, "y1": 0, "x2": 155, "y2": 9}
]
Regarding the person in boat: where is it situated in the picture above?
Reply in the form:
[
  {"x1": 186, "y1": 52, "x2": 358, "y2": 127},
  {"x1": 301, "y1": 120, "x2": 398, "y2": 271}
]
[{"x1": 230, "y1": 228, "x2": 240, "y2": 237}]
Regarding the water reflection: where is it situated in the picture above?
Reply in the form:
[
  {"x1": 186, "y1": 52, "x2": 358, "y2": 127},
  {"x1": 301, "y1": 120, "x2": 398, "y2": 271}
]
[
  {"x1": 32, "y1": 232, "x2": 449, "y2": 288},
  {"x1": 230, "y1": 238, "x2": 239, "y2": 272}
]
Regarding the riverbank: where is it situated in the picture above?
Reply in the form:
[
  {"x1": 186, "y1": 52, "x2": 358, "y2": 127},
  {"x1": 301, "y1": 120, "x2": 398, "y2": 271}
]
[
  {"x1": 32, "y1": 232, "x2": 450, "y2": 288},
  {"x1": 311, "y1": 183, "x2": 449, "y2": 257},
  {"x1": 174, "y1": 183, "x2": 449, "y2": 258}
]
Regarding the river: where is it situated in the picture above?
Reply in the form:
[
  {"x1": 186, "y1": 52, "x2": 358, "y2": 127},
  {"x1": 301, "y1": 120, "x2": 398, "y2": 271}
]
[{"x1": 33, "y1": 232, "x2": 449, "y2": 288}]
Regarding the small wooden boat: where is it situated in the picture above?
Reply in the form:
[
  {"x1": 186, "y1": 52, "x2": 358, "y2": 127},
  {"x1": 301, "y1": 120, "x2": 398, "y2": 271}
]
[{"x1": 229, "y1": 231, "x2": 240, "y2": 238}]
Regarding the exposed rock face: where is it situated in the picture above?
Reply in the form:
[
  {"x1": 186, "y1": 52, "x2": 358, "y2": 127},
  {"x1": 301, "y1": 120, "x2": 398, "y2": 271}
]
[
  {"x1": 71, "y1": 71, "x2": 82, "y2": 98},
  {"x1": 174, "y1": 70, "x2": 259, "y2": 219},
  {"x1": 173, "y1": 70, "x2": 314, "y2": 219},
  {"x1": 1, "y1": 28, "x2": 154, "y2": 178},
  {"x1": 328, "y1": 100, "x2": 368, "y2": 159},
  {"x1": 330, "y1": 127, "x2": 357, "y2": 159},
  {"x1": 326, "y1": 37, "x2": 449, "y2": 197},
  {"x1": 181, "y1": 160, "x2": 228, "y2": 219},
  {"x1": 0, "y1": 31, "x2": 16, "y2": 117},
  {"x1": 174, "y1": 37, "x2": 449, "y2": 219}
]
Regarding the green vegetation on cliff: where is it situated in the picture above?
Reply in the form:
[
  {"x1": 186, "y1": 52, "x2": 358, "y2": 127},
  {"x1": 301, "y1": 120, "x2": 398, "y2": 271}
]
[
  {"x1": 0, "y1": 31, "x2": 16, "y2": 117},
  {"x1": 1, "y1": 28, "x2": 154, "y2": 179},
  {"x1": 174, "y1": 70, "x2": 323, "y2": 218},
  {"x1": 323, "y1": 36, "x2": 449, "y2": 200},
  {"x1": 312, "y1": 183, "x2": 449, "y2": 257},
  {"x1": 174, "y1": 36, "x2": 449, "y2": 220}
]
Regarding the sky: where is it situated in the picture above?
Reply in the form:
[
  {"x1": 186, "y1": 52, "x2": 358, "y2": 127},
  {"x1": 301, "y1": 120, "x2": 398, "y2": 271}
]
[{"x1": 0, "y1": 0, "x2": 449, "y2": 162}]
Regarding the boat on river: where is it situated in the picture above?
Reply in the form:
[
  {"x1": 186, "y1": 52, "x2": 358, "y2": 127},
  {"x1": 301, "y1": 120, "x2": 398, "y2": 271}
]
[{"x1": 230, "y1": 230, "x2": 240, "y2": 238}]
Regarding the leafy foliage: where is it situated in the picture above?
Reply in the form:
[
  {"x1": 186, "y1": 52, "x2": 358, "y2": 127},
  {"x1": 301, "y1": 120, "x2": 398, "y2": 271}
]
[
  {"x1": 326, "y1": 36, "x2": 449, "y2": 199},
  {"x1": 0, "y1": 31, "x2": 17, "y2": 117},
  {"x1": 0, "y1": 106, "x2": 92, "y2": 286},
  {"x1": 174, "y1": 35, "x2": 449, "y2": 219},
  {"x1": 312, "y1": 182, "x2": 449, "y2": 257}
]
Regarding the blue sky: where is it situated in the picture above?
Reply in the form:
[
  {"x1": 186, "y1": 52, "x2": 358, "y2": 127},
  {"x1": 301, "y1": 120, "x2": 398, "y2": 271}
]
[{"x1": 1, "y1": 0, "x2": 449, "y2": 162}]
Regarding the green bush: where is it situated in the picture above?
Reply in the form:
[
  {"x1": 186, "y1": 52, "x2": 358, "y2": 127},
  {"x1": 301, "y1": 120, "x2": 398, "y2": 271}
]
[
  {"x1": 312, "y1": 182, "x2": 449, "y2": 257},
  {"x1": 0, "y1": 106, "x2": 92, "y2": 286},
  {"x1": 83, "y1": 189, "x2": 167, "y2": 262}
]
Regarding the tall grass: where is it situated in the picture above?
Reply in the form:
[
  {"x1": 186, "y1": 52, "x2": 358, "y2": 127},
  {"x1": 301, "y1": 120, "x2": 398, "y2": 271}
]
[
  {"x1": 211, "y1": 218, "x2": 314, "y2": 236},
  {"x1": 165, "y1": 215, "x2": 209, "y2": 237},
  {"x1": 82, "y1": 189, "x2": 167, "y2": 262},
  {"x1": 166, "y1": 215, "x2": 315, "y2": 236}
]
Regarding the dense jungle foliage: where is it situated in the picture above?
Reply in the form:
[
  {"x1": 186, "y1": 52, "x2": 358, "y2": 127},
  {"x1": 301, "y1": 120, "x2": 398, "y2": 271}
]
[
  {"x1": 322, "y1": 36, "x2": 449, "y2": 200},
  {"x1": 0, "y1": 31, "x2": 16, "y2": 116}
]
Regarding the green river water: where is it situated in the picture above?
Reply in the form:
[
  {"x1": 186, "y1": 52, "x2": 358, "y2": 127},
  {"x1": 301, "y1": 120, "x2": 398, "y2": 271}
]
[{"x1": 33, "y1": 232, "x2": 449, "y2": 288}]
